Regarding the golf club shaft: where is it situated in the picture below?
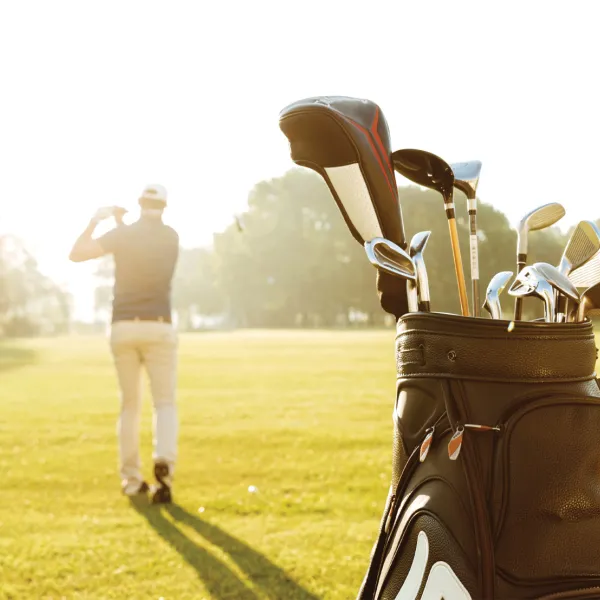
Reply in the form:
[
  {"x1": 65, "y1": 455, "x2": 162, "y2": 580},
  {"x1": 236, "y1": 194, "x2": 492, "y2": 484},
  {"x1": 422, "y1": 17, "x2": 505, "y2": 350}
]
[
  {"x1": 469, "y1": 207, "x2": 480, "y2": 317},
  {"x1": 514, "y1": 258, "x2": 526, "y2": 320},
  {"x1": 448, "y1": 218, "x2": 470, "y2": 316}
]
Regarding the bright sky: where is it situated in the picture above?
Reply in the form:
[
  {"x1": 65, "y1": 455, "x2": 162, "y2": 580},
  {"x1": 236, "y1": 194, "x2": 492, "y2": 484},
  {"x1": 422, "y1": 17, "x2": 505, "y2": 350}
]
[{"x1": 1, "y1": 1, "x2": 599, "y2": 319}]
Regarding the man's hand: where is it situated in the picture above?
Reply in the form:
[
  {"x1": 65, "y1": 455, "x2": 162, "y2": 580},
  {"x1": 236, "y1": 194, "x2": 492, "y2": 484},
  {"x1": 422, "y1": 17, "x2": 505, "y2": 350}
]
[
  {"x1": 113, "y1": 206, "x2": 128, "y2": 226},
  {"x1": 92, "y1": 206, "x2": 117, "y2": 223}
]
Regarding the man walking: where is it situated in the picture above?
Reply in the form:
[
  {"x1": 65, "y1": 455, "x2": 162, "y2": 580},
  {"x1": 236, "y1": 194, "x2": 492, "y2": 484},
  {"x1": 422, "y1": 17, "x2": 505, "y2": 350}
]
[{"x1": 69, "y1": 184, "x2": 180, "y2": 504}]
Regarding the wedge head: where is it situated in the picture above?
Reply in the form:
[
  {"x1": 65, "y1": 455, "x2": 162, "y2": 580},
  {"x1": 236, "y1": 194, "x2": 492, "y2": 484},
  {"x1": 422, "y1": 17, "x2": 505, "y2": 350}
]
[
  {"x1": 365, "y1": 237, "x2": 416, "y2": 281},
  {"x1": 558, "y1": 220, "x2": 600, "y2": 275},
  {"x1": 517, "y1": 203, "x2": 566, "y2": 255}
]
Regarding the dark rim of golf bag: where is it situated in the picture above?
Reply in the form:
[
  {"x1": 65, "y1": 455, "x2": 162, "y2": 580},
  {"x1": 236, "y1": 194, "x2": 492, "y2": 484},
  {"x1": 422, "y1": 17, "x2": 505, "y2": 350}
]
[{"x1": 357, "y1": 311, "x2": 600, "y2": 600}]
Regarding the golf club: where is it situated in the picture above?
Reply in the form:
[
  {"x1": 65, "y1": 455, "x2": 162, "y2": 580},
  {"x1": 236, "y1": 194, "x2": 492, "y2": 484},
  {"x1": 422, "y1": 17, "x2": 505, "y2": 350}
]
[
  {"x1": 513, "y1": 202, "x2": 566, "y2": 321},
  {"x1": 279, "y1": 96, "x2": 410, "y2": 318},
  {"x1": 555, "y1": 221, "x2": 600, "y2": 321},
  {"x1": 533, "y1": 262, "x2": 581, "y2": 320},
  {"x1": 482, "y1": 271, "x2": 513, "y2": 320},
  {"x1": 392, "y1": 149, "x2": 470, "y2": 316},
  {"x1": 508, "y1": 265, "x2": 556, "y2": 322},
  {"x1": 568, "y1": 251, "x2": 600, "y2": 289},
  {"x1": 364, "y1": 238, "x2": 417, "y2": 311},
  {"x1": 451, "y1": 160, "x2": 482, "y2": 317},
  {"x1": 573, "y1": 282, "x2": 600, "y2": 322},
  {"x1": 409, "y1": 231, "x2": 432, "y2": 312}
]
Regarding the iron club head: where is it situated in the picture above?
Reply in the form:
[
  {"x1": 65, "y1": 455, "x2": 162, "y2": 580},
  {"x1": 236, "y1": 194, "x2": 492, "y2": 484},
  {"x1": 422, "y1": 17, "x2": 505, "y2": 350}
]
[
  {"x1": 364, "y1": 237, "x2": 416, "y2": 282},
  {"x1": 508, "y1": 265, "x2": 556, "y2": 322},
  {"x1": 517, "y1": 203, "x2": 566, "y2": 258},
  {"x1": 557, "y1": 220, "x2": 600, "y2": 276},
  {"x1": 482, "y1": 271, "x2": 513, "y2": 320}
]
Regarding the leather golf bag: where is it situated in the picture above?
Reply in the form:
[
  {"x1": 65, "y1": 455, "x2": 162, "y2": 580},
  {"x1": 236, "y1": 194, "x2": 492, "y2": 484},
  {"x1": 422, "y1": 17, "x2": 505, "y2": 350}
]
[
  {"x1": 358, "y1": 312, "x2": 600, "y2": 600},
  {"x1": 279, "y1": 96, "x2": 409, "y2": 317}
]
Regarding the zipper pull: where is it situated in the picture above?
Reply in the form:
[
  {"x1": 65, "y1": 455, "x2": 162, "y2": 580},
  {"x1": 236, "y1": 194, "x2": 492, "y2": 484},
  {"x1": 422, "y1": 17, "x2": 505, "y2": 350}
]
[
  {"x1": 384, "y1": 494, "x2": 397, "y2": 533},
  {"x1": 448, "y1": 427, "x2": 464, "y2": 461},
  {"x1": 448, "y1": 423, "x2": 501, "y2": 461},
  {"x1": 419, "y1": 427, "x2": 435, "y2": 463}
]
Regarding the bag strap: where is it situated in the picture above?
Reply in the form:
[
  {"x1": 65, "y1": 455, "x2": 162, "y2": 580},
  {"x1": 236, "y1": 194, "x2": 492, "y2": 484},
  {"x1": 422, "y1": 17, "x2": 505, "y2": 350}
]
[{"x1": 357, "y1": 447, "x2": 421, "y2": 599}]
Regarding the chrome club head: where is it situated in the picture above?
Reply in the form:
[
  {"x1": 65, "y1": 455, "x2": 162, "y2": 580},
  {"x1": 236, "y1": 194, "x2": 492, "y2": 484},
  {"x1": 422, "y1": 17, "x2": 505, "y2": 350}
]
[
  {"x1": 513, "y1": 203, "x2": 566, "y2": 321},
  {"x1": 517, "y1": 203, "x2": 566, "y2": 258},
  {"x1": 409, "y1": 231, "x2": 432, "y2": 312},
  {"x1": 532, "y1": 262, "x2": 580, "y2": 304},
  {"x1": 482, "y1": 271, "x2": 513, "y2": 320},
  {"x1": 450, "y1": 160, "x2": 482, "y2": 200},
  {"x1": 555, "y1": 221, "x2": 600, "y2": 321},
  {"x1": 558, "y1": 220, "x2": 600, "y2": 276},
  {"x1": 508, "y1": 265, "x2": 556, "y2": 322},
  {"x1": 365, "y1": 237, "x2": 416, "y2": 292}
]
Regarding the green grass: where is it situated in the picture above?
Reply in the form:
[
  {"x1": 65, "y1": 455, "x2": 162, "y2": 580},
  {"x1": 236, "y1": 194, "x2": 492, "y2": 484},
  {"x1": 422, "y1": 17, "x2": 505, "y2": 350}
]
[{"x1": 0, "y1": 330, "x2": 401, "y2": 600}]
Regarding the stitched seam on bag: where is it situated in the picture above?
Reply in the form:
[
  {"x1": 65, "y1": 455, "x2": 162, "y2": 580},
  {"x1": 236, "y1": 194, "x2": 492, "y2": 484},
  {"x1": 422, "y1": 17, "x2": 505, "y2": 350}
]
[
  {"x1": 395, "y1": 373, "x2": 597, "y2": 383},
  {"x1": 396, "y1": 329, "x2": 595, "y2": 343}
]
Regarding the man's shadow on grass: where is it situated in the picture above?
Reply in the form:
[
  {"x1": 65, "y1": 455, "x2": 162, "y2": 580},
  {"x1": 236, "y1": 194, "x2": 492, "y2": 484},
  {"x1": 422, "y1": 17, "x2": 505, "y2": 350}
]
[{"x1": 129, "y1": 498, "x2": 321, "y2": 600}]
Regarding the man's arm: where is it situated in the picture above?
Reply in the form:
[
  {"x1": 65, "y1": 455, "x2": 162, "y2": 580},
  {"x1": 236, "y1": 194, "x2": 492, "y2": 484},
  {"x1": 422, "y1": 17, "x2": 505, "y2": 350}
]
[{"x1": 68, "y1": 207, "x2": 127, "y2": 263}]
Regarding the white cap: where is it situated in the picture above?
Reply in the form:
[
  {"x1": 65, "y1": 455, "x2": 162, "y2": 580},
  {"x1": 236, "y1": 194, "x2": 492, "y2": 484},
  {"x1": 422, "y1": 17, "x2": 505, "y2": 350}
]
[{"x1": 140, "y1": 184, "x2": 167, "y2": 205}]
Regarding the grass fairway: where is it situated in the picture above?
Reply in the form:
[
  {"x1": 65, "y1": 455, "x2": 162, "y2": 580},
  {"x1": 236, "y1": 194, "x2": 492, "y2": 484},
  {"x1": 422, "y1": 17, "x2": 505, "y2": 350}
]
[{"x1": 0, "y1": 330, "x2": 400, "y2": 600}]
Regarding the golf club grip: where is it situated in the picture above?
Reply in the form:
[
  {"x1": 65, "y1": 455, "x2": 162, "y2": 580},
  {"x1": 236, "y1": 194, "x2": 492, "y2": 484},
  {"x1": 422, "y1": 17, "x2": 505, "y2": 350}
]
[
  {"x1": 448, "y1": 218, "x2": 470, "y2": 316},
  {"x1": 514, "y1": 259, "x2": 527, "y2": 320}
]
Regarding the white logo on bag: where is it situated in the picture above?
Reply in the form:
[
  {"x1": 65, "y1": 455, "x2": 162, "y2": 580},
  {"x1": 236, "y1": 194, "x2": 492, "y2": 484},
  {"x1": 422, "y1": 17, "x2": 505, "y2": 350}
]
[{"x1": 394, "y1": 531, "x2": 471, "y2": 600}]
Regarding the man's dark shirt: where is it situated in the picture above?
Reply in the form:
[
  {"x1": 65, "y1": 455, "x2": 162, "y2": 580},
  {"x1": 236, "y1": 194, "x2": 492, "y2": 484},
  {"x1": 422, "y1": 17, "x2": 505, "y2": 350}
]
[{"x1": 98, "y1": 216, "x2": 179, "y2": 323}]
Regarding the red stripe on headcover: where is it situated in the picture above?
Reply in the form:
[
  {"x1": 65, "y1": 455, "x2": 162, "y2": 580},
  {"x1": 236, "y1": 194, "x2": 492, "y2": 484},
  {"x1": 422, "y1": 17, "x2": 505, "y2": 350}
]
[
  {"x1": 370, "y1": 109, "x2": 398, "y2": 198},
  {"x1": 344, "y1": 110, "x2": 396, "y2": 199}
]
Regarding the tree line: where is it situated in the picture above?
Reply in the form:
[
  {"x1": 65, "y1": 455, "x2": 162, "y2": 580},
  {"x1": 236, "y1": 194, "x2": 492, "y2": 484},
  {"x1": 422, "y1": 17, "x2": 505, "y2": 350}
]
[{"x1": 1, "y1": 168, "x2": 587, "y2": 336}]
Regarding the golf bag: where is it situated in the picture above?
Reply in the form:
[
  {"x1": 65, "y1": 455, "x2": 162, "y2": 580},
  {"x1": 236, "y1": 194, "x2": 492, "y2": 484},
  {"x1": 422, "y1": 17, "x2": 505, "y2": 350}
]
[
  {"x1": 279, "y1": 96, "x2": 409, "y2": 318},
  {"x1": 358, "y1": 312, "x2": 600, "y2": 600}
]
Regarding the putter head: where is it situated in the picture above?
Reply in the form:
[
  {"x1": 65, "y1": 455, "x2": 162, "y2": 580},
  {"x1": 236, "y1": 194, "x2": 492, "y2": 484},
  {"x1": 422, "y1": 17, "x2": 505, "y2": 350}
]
[
  {"x1": 517, "y1": 203, "x2": 566, "y2": 256},
  {"x1": 558, "y1": 220, "x2": 600, "y2": 275},
  {"x1": 482, "y1": 271, "x2": 513, "y2": 319},
  {"x1": 365, "y1": 237, "x2": 416, "y2": 281},
  {"x1": 391, "y1": 149, "x2": 454, "y2": 202},
  {"x1": 450, "y1": 160, "x2": 482, "y2": 200},
  {"x1": 532, "y1": 262, "x2": 580, "y2": 303},
  {"x1": 508, "y1": 265, "x2": 556, "y2": 322}
]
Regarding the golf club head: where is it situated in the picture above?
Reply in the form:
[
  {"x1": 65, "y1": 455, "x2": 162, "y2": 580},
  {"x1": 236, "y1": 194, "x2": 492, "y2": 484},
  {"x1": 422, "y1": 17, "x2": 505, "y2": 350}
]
[
  {"x1": 574, "y1": 282, "x2": 600, "y2": 322},
  {"x1": 508, "y1": 265, "x2": 556, "y2": 322},
  {"x1": 450, "y1": 160, "x2": 482, "y2": 200},
  {"x1": 365, "y1": 238, "x2": 416, "y2": 282},
  {"x1": 279, "y1": 96, "x2": 405, "y2": 248},
  {"x1": 568, "y1": 251, "x2": 600, "y2": 288},
  {"x1": 482, "y1": 271, "x2": 513, "y2": 320},
  {"x1": 409, "y1": 231, "x2": 432, "y2": 311},
  {"x1": 279, "y1": 96, "x2": 410, "y2": 318},
  {"x1": 558, "y1": 220, "x2": 600, "y2": 275},
  {"x1": 391, "y1": 149, "x2": 455, "y2": 203},
  {"x1": 516, "y1": 203, "x2": 566, "y2": 257},
  {"x1": 532, "y1": 262, "x2": 580, "y2": 303}
]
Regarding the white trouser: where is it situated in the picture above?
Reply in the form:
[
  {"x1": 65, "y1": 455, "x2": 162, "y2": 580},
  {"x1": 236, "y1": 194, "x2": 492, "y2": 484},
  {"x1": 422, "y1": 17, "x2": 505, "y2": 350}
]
[{"x1": 109, "y1": 320, "x2": 178, "y2": 487}]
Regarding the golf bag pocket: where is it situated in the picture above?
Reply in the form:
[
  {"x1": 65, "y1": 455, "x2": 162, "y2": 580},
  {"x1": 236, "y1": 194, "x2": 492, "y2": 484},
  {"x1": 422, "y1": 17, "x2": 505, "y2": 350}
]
[
  {"x1": 491, "y1": 396, "x2": 600, "y2": 585},
  {"x1": 358, "y1": 312, "x2": 600, "y2": 600}
]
